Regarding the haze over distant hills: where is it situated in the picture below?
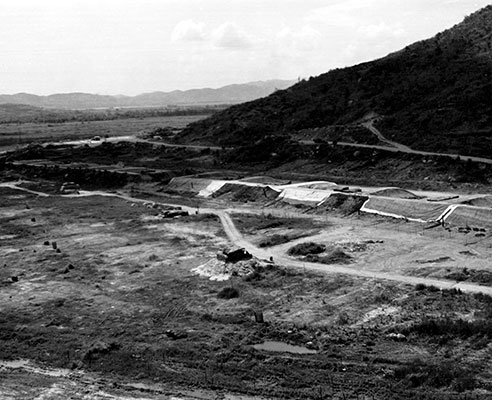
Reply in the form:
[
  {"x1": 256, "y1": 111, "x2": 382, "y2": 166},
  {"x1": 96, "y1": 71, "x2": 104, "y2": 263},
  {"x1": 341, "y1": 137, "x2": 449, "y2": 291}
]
[
  {"x1": 0, "y1": 80, "x2": 295, "y2": 110},
  {"x1": 180, "y1": 5, "x2": 492, "y2": 157}
]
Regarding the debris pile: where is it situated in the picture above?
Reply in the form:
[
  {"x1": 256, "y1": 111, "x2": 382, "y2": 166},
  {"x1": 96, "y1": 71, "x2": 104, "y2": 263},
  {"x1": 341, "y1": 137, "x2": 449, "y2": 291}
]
[
  {"x1": 159, "y1": 209, "x2": 189, "y2": 218},
  {"x1": 59, "y1": 182, "x2": 80, "y2": 195},
  {"x1": 192, "y1": 249, "x2": 260, "y2": 281}
]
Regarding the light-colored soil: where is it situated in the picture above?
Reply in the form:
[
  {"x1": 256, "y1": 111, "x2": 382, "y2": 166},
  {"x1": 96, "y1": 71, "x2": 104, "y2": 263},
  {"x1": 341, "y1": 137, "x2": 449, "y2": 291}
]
[{"x1": 2, "y1": 181, "x2": 492, "y2": 399}]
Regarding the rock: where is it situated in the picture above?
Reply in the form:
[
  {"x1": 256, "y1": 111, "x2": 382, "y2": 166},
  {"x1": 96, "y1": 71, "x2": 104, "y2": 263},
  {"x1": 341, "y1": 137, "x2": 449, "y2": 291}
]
[
  {"x1": 165, "y1": 329, "x2": 187, "y2": 340},
  {"x1": 83, "y1": 340, "x2": 120, "y2": 360},
  {"x1": 60, "y1": 182, "x2": 80, "y2": 195},
  {"x1": 216, "y1": 253, "x2": 227, "y2": 262},
  {"x1": 11, "y1": 276, "x2": 18, "y2": 282},
  {"x1": 386, "y1": 333, "x2": 406, "y2": 342},
  {"x1": 43, "y1": 241, "x2": 50, "y2": 246}
]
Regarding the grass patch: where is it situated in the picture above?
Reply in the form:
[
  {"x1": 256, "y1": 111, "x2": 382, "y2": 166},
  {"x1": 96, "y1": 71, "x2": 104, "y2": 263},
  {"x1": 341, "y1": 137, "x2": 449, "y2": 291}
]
[
  {"x1": 405, "y1": 317, "x2": 492, "y2": 338},
  {"x1": 446, "y1": 268, "x2": 492, "y2": 286},
  {"x1": 233, "y1": 213, "x2": 323, "y2": 234},
  {"x1": 394, "y1": 359, "x2": 476, "y2": 391},
  {"x1": 258, "y1": 233, "x2": 308, "y2": 248}
]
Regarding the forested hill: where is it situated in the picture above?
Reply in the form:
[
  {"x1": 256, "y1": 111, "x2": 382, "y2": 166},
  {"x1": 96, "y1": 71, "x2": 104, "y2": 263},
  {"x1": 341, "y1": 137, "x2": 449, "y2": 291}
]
[{"x1": 179, "y1": 5, "x2": 492, "y2": 156}]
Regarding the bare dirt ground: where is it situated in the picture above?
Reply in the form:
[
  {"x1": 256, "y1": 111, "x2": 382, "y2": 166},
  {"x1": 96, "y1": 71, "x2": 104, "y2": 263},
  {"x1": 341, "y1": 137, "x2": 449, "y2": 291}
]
[
  {"x1": 2, "y1": 182, "x2": 492, "y2": 399},
  {"x1": 235, "y1": 211, "x2": 492, "y2": 287}
]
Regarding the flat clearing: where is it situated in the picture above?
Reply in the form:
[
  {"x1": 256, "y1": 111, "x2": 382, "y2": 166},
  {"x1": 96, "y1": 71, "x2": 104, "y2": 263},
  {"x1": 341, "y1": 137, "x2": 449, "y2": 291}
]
[
  {"x1": 0, "y1": 115, "x2": 207, "y2": 152},
  {"x1": 1, "y1": 181, "x2": 492, "y2": 399}
]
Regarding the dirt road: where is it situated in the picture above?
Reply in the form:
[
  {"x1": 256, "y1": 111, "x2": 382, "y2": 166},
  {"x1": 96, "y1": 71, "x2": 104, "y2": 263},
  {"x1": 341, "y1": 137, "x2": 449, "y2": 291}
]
[
  {"x1": 217, "y1": 212, "x2": 492, "y2": 296},
  {"x1": 361, "y1": 119, "x2": 412, "y2": 151}
]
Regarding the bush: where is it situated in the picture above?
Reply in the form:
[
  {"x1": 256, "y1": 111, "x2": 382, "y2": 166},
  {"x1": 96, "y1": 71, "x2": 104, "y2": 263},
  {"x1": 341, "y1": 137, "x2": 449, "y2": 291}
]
[
  {"x1": 217, "y1": 287, "x2": 239, "y2": 299},
  {"x1": 394, "y1": 359, "x2": 476, "y2": 390},
  {"x1": 415, "y1": 283, "x2": 440, "y2": 292},
  {"x1": 305, "y1": 248, "x2": 352, "y2": 264},
  {"x1": 336, "y1": 311, "x2": 350, "y2": 325},
  {"x1": 242, "y1": 270, "x2": 262, "y2": 282},
  {"x1": 288, "y1": 242, "x2": 326, "y2": 256},
  {"x1": 406, "y1": 317, "x2": 492, "y2": 338},
  {"x1": 258, "y1": 234, "x2": 291, "y2": 248}
]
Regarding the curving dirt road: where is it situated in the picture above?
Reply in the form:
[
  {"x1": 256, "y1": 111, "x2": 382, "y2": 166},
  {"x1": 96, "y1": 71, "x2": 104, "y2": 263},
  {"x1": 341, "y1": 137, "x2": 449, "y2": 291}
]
[
  {"x1": 217, "y1": 211, "x2": 492, "y2": 296},
  {"x1": 361, "y1": 119, "x2": 412, "y2": 151},
  {"x1": 3, "y1": 181, "x2": 492, "y2": 295}
]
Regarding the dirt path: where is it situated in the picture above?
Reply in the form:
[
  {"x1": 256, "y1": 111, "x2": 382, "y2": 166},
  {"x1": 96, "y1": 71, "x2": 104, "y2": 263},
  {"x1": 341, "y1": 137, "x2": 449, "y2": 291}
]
[
  {"x1": 361, "y1": 119, "x2": 412, "y2": 151},
  {"x1": 0, "y1": 181, "x2": 50, "y2": 197},
  {"x1": 3, "y1": 181, "x2": 492, "y2": 295},
  {"x1": 217, "y1": 212, "x2": 492, "y2": 295}
]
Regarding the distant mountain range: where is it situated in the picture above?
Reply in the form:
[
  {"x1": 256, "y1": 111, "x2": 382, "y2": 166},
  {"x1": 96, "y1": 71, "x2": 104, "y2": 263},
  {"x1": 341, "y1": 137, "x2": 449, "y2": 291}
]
[
  {"x1": 0, "y1": 80, "x2": 295, "y2": 110},
  {"x1": 179, "y1": 5, "x2": 492, "y2": 157}
]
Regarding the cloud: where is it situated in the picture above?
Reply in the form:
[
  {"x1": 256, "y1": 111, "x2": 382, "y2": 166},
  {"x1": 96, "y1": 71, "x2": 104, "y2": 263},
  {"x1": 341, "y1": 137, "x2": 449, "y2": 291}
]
[
  {"x1": 357, "y1": 23, "x2": 406, "y2": 39},
  {"x1": 171, "y1": 19, "x2": 205, "y2": 42},
  {"x1": 212, "y1": 22, "x2": 252, "y2": 49},
  {"x1": 276, "y1": 26, "x2": 323, "y2": 53},
  {"x1": 306, "y1": 0, "x2": 390, "y2": 28}
]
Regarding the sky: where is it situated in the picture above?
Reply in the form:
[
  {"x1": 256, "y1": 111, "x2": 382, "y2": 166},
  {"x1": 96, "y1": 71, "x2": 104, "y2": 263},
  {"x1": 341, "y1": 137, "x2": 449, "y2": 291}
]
[{"x1": 0, "y1": 0, "x2": 490, "y2": 95}]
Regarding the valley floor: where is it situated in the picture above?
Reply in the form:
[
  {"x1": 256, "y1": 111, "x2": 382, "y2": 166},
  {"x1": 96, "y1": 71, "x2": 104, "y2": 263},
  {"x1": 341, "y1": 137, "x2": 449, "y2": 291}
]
[{"x1": 1, "y1": 177, "x2": 492, "y2": 399}]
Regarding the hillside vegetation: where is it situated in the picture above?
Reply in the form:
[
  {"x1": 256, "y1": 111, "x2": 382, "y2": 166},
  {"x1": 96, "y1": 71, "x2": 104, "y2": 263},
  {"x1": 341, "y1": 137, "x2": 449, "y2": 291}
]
[{"x1": 179, "y1": 6, "x2": 492, "y2": 157}]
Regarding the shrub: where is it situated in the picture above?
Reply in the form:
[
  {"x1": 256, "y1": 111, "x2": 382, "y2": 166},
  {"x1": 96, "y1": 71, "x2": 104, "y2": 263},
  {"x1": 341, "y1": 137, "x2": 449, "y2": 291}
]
[
  {"x1": 394, "y1": 359, "x2": 476, "y2": 390},
  {"x1": 415, "y1": 283, "x2": 440, "y2": 292},
  {"x1": 242, "y1": 270, "x2": 262, "y2": 282},
  {"x1": 336, "y1": 311, "x2": 350, "y2": 325},
  {"x1": 288, "y1": 242, "x2": 326, "y2": 256},
  {"x1": 306, "y1": 248, "x2": 352, "y2": 264},
  {"x1": 258, "y1": 234, "x2": 291, "y2": 248},
  {"x1": 217, "y1": 287, "x2": 239, "y2": 299},
  {"x1": 406, "y1": 317, "x2": 492, "y2": 338}
]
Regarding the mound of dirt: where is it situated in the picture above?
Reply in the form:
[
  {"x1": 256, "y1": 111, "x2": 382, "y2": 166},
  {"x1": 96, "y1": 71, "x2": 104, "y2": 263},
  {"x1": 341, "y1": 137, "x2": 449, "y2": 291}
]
[
  {"x1": 461, "y1": 196, "x2": 492, "y2": 208},
  {"x1": 239, "y1": 176, "x2": 289, "y2": 185},
  {"x1": 167, "y1": 177, "x2": 213, "y2": 194},
  {"x1": 445, "y1": 205, "x2": 492, "y2": 229},
  {"x1": 212, "y1": 183, "x2": 280, "y2": 203},
  {"x1": 192, "y1": 258, "x2": 260, "y2": 281},
  {"x1": 363, "y1": 197, "x2": 448, "y2": 222},
  {"x1": 370, "y1": 188, "x2": 422, "y2": 199},
  {"x1": 291, "y1": 181, "x2": 337, "y2": 190},
  {"x1": 317, "y1": 194, "x2": 368, "y2": 215}
]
